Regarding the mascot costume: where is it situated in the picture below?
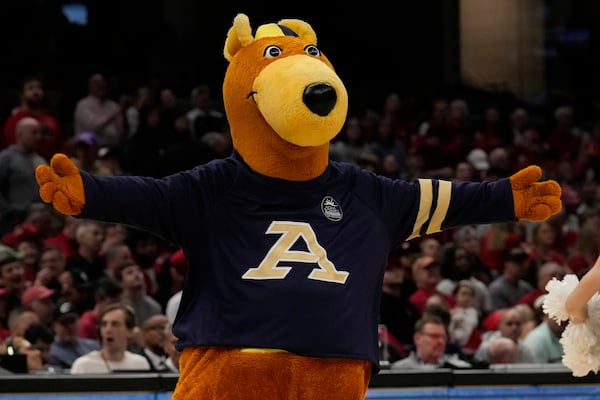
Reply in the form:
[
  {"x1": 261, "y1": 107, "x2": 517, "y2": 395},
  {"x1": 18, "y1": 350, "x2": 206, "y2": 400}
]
[{"x1": 36, "y1": 13, "x2": 562, "y2": 400}]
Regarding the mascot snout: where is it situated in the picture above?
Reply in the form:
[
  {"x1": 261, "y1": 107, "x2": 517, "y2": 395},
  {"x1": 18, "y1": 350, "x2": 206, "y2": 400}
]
[{"x1": 253, "y1": 55, "x2": 348, "y2": 147}]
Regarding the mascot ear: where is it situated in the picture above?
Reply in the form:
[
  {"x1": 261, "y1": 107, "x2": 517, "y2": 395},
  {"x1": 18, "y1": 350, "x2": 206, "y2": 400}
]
[
  {"x1": 277, "y1": 19, "x2": 317, "y2": 44},
  {"x1": 224, "y1": 13, "x2": 254, "y2": 62},
  {"x1": 223, "y1": 14, "x2": 318, "y2": 62}
]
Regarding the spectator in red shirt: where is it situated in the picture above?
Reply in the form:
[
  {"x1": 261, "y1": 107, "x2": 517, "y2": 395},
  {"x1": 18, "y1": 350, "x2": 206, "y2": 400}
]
[
  {"x1": 44, "y1": 216, "x2": 80, "y2": 259},
  {"x1": 2, "y1": 74, "x2": 64, "y2": 162},
  {"x1": 409, "y1": 255, "x2": 455, "y2": 315},
  {"x1": 479, "y1": 222, "x2": 522, "y2": 274}
]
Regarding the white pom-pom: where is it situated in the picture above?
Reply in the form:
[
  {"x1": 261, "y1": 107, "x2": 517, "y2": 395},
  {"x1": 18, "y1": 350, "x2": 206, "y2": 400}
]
[
  {"x1": 543, "y1": 274, "x2": 580, "y2": 322},
  {"x1": 561, "y1": 322, "x2": 600, "y2": 376},
  {"x1": 544, "y1": 274, "x2": 600, "y2": 377}
]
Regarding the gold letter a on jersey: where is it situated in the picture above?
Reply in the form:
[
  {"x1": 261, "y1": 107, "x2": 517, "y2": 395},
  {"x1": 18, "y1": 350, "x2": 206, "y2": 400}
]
[{"x1": 242, "y1": 221, "x2": 349, "y2": 284}]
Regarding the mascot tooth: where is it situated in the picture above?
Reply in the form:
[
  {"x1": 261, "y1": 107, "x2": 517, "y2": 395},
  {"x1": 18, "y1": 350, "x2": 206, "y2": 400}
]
[{"x1": 36, "y1": 13, "x2": 562, "y2": 400}]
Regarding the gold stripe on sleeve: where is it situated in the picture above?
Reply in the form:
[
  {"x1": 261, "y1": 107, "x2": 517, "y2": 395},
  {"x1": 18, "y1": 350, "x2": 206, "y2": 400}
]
[
  {"x1": 407, "y1": 179, "x2": 433, "y2": 240},
  {"x1": 426, "y1": 180, "x2": 451, "y2": 234}
]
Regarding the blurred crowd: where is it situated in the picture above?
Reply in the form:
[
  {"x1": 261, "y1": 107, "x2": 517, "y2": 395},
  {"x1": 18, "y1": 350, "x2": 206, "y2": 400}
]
[
  {"x1": 1, "y1": 71, "x2": 600, "y2": 374},
  {"x1": 337, "y1": 92, "x2": 600, "y2": 369}
]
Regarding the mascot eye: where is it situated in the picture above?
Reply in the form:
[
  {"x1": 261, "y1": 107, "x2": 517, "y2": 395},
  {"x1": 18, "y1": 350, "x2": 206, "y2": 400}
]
[
  {"x1": 304, "y1": 45, "x2": 320, "y2": 56},
  {"x1": 264, "y1": 45, "x2": 282, "y2": 58}
]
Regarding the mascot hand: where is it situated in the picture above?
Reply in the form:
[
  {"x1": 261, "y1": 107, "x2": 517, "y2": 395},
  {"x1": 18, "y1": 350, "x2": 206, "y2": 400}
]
[
  {"x1": 35, "y1": 153, "x2": 85, "y2": 216},
  {"x1": 509, "y1": 165, "x2": 562, "y2": 221}
]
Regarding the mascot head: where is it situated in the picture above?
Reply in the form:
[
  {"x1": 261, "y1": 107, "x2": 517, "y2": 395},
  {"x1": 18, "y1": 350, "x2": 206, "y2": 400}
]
[{"x1": 223, "y1": 13, "x2": 348, "y2": 181}]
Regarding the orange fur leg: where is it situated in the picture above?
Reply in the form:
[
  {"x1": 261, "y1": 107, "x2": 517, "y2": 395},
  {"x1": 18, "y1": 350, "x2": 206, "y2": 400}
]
[{"x1": 172, "y1": 347, "x2": 372, "y2": 400}]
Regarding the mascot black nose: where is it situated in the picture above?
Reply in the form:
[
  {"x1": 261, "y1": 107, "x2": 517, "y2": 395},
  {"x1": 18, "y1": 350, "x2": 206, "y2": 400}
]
[{"x1": 303, "y1": 83, "x2": 337, "y2": 117}]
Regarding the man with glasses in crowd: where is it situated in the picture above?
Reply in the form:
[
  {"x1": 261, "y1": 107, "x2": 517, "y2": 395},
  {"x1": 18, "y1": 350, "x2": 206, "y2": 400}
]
[{"x1": 391, "y1": 316, "x2": 472, "y2": 369}]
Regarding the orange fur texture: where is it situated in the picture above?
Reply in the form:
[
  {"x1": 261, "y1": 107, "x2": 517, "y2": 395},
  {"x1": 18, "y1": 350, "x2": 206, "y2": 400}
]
[
  {"x1": 35, "y1": 154, "x2": 85, "y2": 215},
  {"x1": 173, "y1": 347, "x2": 371, "y2": 400},
  {"x1": 509, "y1": 165, "x2": 562, "y2": 221}
]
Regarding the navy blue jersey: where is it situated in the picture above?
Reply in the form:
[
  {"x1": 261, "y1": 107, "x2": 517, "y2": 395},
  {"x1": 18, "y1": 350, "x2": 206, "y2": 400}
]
[{"x1": 79, "y1": 151, "x2": 515, "y2": 370}]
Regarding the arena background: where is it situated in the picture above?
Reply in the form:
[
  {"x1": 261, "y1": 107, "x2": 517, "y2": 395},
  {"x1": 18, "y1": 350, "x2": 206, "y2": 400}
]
[
  {"x1": 1, "y1": 0, "x2": 600, "y2": 132},
  {"x1": 2, "y1": 1, "x2": 600, "y2": 398}
]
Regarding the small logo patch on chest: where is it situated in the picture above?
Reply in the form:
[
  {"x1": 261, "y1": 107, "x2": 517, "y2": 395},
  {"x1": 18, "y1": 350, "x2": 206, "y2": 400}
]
[{"x1": 321, "y1": 196, "x2": 343, "y2": 222}]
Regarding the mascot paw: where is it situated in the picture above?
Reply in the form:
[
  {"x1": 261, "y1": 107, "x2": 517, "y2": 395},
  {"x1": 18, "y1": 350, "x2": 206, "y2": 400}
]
[
  {"x1": 35, "y1": 153, "x2": 86, "y2": 216},
  {"x1": 509, "y1": 165, "x2": 562, "y2": 221}
]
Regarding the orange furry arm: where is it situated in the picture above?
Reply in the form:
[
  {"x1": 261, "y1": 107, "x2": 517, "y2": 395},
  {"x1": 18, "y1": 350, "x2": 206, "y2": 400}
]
[
  {"x1": 509, "y1": 165, "x2": 562, "y2": 221},
  {"x1": 35, "y1": 153, "x2": 85, "y2": 216}
]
